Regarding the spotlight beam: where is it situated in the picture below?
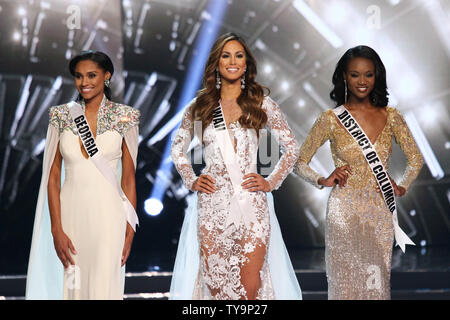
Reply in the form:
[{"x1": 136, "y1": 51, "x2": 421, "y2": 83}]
[
  {"x1": 145, "y1": 0, "x2": 228, "y2": 216},
  {"x1": 292, "y1": 0, "x2": 343, "y2": 48},
  {"x1": 404, "y1": 111, "x2": 444, "y2": 180}
]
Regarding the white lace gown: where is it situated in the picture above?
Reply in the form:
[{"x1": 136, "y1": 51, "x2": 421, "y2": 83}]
[
  {"x1": 26, "y1": 97, "x2": 140, "y2": 300},
  {"x1": 170, "y1": 96, "x2": 302, "y2": 300}
]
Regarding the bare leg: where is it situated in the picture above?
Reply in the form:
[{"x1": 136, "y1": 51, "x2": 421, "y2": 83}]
[{"x1": 240, "y1": 242, "x2": 266, "y2": 300}]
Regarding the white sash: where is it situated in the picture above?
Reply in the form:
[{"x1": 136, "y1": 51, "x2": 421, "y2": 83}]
[
  {"x1": 67, "y1": 101, "x2": 139, "y2": 232},
  {"x1": 212, "y1": 103, "x2": 257, "y2": 229},
  {"x1": 333, "y1": 105, "x2": 414, "y2": 253}
]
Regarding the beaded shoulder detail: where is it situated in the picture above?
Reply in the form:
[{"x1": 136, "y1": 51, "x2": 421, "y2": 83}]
[
  {"x1": 97, "y1": 100, "x2": 140, "y2": 136},
  {"x1": 48, "y1": 99, "x2": 140, "y2": 136}
]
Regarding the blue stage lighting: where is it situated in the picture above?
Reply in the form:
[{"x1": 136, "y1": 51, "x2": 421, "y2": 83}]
[
  {"x1": 144, "y1": 198, "x2": 164, "y2": 216},
  {"x1": 144, "y1": 0, "x2": 228, "y2": 216}
]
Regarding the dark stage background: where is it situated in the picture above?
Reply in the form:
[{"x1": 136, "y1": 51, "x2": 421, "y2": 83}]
[{"x1": 0, "y1": 0, "x2": 448, "y2": 295}]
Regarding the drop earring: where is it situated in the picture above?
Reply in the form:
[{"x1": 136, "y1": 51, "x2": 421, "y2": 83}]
[
  {"x1": 216, "y1": 68, "x2": 221, "y2": 90},
  {"x1": 344, "y1": 79, "x2": 348, "y2": 103},
  {"x1": 104, "y1": 79, "x2": 110, "y2": 88},
  {"x1": 241, "y1": 68, "x2": 246, "y2": 90}
]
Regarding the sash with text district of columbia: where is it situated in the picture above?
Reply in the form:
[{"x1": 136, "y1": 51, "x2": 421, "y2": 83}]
[{"x1": 333, "y1": 105, "x2": 414, "y2": 253}]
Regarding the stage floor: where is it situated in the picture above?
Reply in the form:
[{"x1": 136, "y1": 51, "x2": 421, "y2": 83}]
[{"x1": 1, "y1": 246, "x2": 449, "y2": 299}]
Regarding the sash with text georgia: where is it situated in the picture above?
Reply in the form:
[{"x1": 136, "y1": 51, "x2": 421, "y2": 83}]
[{"x1": 67, "y1": 101, "x2": 139, "y2": 231}]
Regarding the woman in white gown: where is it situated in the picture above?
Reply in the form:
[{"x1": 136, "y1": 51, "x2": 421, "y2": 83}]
[
  {"x1": 170, "y1": 33, "x2": 302, "y2": 300},
  {"x1": 26, "y1": 51, "x2": 140, "y2": 300}
]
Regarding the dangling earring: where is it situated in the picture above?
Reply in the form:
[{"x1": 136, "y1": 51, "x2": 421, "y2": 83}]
[
  {"x1": 241, "y1": 68, "x2": 246, "y2": 90},
  {"x1": 216, "y1": 68, "x2": 221, "y2": 90},
  {"x1": 104, "y1": 79, "x2": 110, "y2": 88},
  {"x1": 344, "y1": 79, "x2": 348, "y2": 103}
]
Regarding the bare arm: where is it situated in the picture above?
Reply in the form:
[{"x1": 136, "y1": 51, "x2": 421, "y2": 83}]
[
  {"x1": 48, "y1": 142, "x2": 63, "y2": 234},
  {"x1": 48, "y1": 142, "x2": 77, "y2": 268}
]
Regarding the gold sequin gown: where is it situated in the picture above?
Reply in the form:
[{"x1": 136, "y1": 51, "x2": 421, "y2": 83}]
[{"x1": 294, "y1": 107, "x2": 423, "y2": 300}]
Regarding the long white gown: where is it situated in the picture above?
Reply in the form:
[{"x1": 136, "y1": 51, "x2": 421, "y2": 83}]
[
  {"x1": 170, "y1": 96, "x2": 302, "y2": 300},
  {"x1": 26, "y1": 96, "x2": 140, "y2": 300}
]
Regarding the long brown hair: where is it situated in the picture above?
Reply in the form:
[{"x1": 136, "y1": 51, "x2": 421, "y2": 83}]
[{"x1": 191, "y1": 33, "x2": 269, "y2": 133}]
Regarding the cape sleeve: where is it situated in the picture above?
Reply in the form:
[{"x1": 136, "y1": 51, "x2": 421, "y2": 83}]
[
  {"x1": 26, "y1": 109, "x2": 64, "y2": 299},
  {"x1": 122, "y1": 108, "x2": 140, "y2": 169},
  {"x1": 121, "y1": 107, "x2": 140, "y2": 230}
]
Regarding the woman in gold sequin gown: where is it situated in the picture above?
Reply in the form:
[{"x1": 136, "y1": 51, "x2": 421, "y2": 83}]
[{"x1": 294, "y1": 46, "x2": 423, "y2": 299}]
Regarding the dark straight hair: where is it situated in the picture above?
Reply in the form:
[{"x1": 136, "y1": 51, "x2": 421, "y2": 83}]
[
  {"x1": 69, "y1": 50, "x2": 114, "y2": 101},
  {"x1": 330, "y1": 45, "x2": 389, "y2": 107}
]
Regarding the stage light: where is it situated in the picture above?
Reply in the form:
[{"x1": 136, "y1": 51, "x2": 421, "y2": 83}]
[
  {"x1": 144, "y1": 198, "x2": 164, "y2": 216},
  {"x1": 10, "y1": 75, "x2": 32, "y2": 139},
  {"x1": 404, "y1": 111, "x2": 444, "y2": 180},
  {"x1": 18, "y1": 7, "x2": 26, "y2": 17},
  {"x1": 32, "y1": 139, "x2": 46, "y2": 157},
  {"x1": 147, "y1": 0, "x2": 228, "y2": 214},
  {"x1": 12, "y1": 31, "x2": 21, "y2": 42},
  {"x1": 303, "y1": 81, "x2": 329, "y2": 110},
  {"x1": 303, "y1": 81, "x2": 312, "y2": 92},
  {"x1": 170, "y1": 40, "x2": 176, "y2": 52},
  {"x1": 255, "y1": 39, "x2": 267, "y2": 51},
  {"x1": 396, "y1": 72, "x2": 421, "y2": 100},
  {"x1": 298, "y1": 99, "x2": 305, "y2": 108},
  {"x1": 96, "y1": 20, "x2": 108, "y2": 30},
  {"x1": 387, "y1": 0, "x2": 401, "y2": 5},
  {"x1": 421, "y1": 104, "x2": 439, "y2": 126},
  {"x1": 281, "y1": 81, "x2": 289, "y2": 91},
  {"x1": 40, "y1": 1, "x2": 51, "y2": 9},
  {"x1": 324, "y1": 1, "x2": 348, "y2": 26},
  {"x1": 293, "y1": 0, "x2": 343, "y2": 48},
  {"x1": 304, "y1": 208, "x2": 319, "y2": 228},
  {"x1": 445, "y1": 142, "x2": 450, "y2": 150},
  {"x1": 147, "y1": 110, "x2": 184, "y2": 146},
  {"x1": 293, "y1": 42, "x2": 300, "y2": 50},
  {"x1": 409, "y1": 210, "x2": 416, "y2": 217},
  {"x1": 420, "y1": 240, "x2": 427, "y2": 247},
  {"x1": 263, "y1": 64, "x2": 272, "y2": 74}
]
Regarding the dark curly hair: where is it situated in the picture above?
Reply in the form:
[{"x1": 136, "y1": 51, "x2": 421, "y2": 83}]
[
  {"x1": 69, "y1": 50, "x2": 114, "y2": 101},
  {"x1": 330, "y1": 45, "x2": 389, "y2": 107}
]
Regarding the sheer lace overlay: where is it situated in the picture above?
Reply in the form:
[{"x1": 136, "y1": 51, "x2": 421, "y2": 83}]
[{"x1": 171, "y1": 97, "x2": 299, "y2": 299}]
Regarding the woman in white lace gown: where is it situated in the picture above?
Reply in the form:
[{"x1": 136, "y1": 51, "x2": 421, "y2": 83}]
[
  {"x1": 26, "y1": 51, "x2": 140, "y2": 299},
  {"x1": 170, "y1": 33, "x2": 302, "y2": 300}
]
